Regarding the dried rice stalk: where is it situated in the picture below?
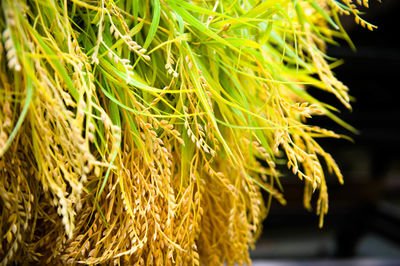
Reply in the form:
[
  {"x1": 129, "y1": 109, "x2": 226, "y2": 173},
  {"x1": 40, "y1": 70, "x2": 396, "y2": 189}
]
[{"x1": 0, "y1": 0, "x2": 377, "y2": 264}]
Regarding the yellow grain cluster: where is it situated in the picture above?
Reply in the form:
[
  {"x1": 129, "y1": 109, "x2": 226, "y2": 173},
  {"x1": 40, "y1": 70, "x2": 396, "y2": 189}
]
[{"x1": 0, "y1": 0, "x2": 376, "y2": 264}]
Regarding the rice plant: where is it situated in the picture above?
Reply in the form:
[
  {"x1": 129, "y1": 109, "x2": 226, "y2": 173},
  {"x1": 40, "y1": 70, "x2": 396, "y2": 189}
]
[{"x1": 0, "y1": 0, "x2": 377, "y2": 264}]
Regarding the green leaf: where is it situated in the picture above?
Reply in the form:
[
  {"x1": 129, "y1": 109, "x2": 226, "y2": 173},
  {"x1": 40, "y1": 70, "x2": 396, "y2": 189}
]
[
  {"x1": 0, "y1": 75, "x2": 33, "y2": 157},
  {"x1": 143, "y1": 0, "x2": 161, "y2": 49}
]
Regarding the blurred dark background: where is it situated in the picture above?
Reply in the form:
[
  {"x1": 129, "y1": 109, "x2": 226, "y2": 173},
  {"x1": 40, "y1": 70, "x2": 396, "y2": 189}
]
[{"x1": 252, "y1": 1, "x2": 400, "y2": 265}]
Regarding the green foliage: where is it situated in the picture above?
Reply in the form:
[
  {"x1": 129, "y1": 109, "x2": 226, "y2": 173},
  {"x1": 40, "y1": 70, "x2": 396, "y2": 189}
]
[{"x1": 0, "y1": 0, "x2": 377, "y2": 264}]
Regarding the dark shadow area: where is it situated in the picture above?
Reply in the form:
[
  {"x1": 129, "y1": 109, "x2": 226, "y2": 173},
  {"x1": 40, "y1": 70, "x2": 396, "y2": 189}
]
[{"x1": 252, "y1": 1, "x2": 400, "y2": 264}]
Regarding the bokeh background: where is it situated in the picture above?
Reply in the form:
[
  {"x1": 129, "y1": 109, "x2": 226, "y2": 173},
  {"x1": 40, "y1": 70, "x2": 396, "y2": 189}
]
[{"x1": 252, "y1": 1, "x2": 400, "y2": 264}]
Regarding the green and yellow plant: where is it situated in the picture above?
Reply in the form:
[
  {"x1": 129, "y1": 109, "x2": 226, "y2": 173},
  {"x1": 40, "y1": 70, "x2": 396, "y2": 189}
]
[{"x1": 0, "y1": 0, "x2": 377, "y2": 264}]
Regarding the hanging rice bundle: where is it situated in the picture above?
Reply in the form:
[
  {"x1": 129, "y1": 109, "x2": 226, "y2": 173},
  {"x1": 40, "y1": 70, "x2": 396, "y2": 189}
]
[{"x1": 0, "y1": 0, "x2": 377, "y2": 264}]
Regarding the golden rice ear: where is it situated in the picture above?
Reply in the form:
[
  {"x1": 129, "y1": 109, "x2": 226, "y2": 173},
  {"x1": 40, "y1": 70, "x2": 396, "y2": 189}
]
[{"x1": 0, "y1": 0, "x2": 377, "y2": 264}]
